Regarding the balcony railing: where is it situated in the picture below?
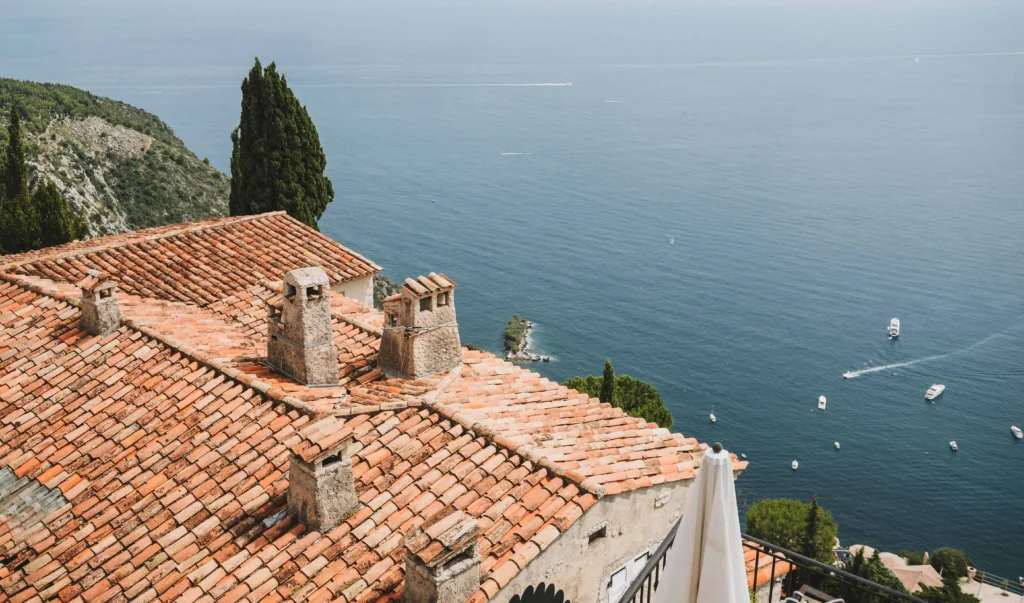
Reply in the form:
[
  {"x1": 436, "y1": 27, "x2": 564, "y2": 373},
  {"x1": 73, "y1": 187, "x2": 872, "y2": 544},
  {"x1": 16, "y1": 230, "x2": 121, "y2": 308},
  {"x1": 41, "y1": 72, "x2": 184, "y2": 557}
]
[{"x1": 617, "y1": 523, "x2": 928, "y2": 603}]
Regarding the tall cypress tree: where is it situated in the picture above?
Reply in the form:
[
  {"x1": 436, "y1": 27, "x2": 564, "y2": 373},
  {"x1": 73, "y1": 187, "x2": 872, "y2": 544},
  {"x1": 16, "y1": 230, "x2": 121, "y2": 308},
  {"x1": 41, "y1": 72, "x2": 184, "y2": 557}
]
[
  {"x1": 0, "y1": 106, "x2": 39, "y2": 254},
  {"x1": 600, "y1": 359, "x2": 616, "y2": 403},
  {"x1": 34, "y1": 178, "x2": 83, "y2": 248},
  {"x1": 3, "y1": 106, "x2": 28, "y2": 202},
  {"x1": 803, "y1": 495, "x2": 820, "y2": 560},
  {"x1": 229, "y1": 58, "x2": 334, "y2": 229}
]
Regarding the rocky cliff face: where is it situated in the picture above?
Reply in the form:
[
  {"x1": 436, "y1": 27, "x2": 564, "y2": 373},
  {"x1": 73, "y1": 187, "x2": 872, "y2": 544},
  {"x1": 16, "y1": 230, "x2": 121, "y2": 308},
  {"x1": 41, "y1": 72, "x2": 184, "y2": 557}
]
[{"x1": 1, "y1": 78, "x2": 229, "y2": 237}]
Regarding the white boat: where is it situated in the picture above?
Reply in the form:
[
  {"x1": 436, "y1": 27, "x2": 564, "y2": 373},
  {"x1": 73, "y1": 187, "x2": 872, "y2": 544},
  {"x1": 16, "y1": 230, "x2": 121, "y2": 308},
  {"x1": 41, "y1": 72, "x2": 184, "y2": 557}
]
[
  {"x1": 818, "y1": 395, "x2": 827, "y2": 410},
  {"x1": 834, "y1": 441, "x2": 841, "y2": 450},
  {"x1": 888, "y1": 318, "x2": 900, "y2": 339},
  {"x1": 925, "y1": 384, "x2": 945, "y2": 400},
  {"x1": 1012, "y1": 426, "x2": 1023, "y2": 440},
  {"x1": 843, "y1": 371, "x2": 856, "y2": 379},
  {"x1": 709, "y1": 412, "x2": 716, "y2": 423},
  {"x1": 950, "y1": 441, "x2": 958, "y2": 451},
  {"x1": 792, "y1": 460, "x2": 799, "y2": 470},
  {"x1": 740, "y1": 453, "x2": 747, "y2": 459}
]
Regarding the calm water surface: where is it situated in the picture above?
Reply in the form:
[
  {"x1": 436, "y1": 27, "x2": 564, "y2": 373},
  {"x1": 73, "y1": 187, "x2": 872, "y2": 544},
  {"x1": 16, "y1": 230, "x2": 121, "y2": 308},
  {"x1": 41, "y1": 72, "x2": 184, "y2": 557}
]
[{"x1": 3, "y1": 0, "x2": 1023, "y2": 577}]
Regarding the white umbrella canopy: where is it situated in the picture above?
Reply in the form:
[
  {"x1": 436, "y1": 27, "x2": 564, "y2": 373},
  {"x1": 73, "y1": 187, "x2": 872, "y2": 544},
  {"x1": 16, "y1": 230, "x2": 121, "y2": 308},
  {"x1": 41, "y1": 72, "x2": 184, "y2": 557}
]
[{"x1": 652, "y1": 443, "x2": 748, "y2": 603}]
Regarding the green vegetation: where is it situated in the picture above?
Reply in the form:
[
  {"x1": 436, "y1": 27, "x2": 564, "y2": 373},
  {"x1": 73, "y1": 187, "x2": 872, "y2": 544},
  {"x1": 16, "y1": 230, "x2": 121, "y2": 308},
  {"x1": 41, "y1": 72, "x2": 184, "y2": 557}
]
[
  {"x1": 930, "y1": 548, "x2": 974, "y2": 578},
  {"x1": 898, "y1": 549, "x2": 927, "y2": 566},
  {"x1": 0, "y1": 78, "x2": 180, "y2": 148},
  {"x1": 503, "y1": 314, "x2": 529, "y2": 353},
  {"x1": 918, "y1": 568, "x2": 980, "y2": 603},
  {"x1": 0, "y1": 106, "x2": 83, "y2": 254},
  {"x1": 464, "y1": 343, "x2": 481, "y2": 351},
  {"x1": 106, "y1": 150, "x2": 227, "y2": 229},
  {"x1": 562, "y1": 363, "x2": 673, "y2": 428},
  {"x1": 34, "y1": 178, "x2": 85, "y2": 248},
  {"x1": 373, "y1": 274, "x2": 402, "y2": 309},
  {"x1": 0, "y1": 77, "x2": 228, "y2": 238},
  {"x1": 846, "y1": 549, "x2": 908, "y2": 597},
  {"x1": 230, "y1": 58, "x2": 334, "y2": 229},
  {"x1": 745, "y1": 498, "x2": 838, "y2": 565}
]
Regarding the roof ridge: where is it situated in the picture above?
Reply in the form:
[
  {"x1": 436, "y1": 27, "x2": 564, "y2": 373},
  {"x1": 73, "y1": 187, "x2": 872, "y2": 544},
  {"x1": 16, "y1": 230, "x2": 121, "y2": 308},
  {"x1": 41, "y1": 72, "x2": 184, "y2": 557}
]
[
  {"x1": 2, "y1": 211, "x2": 286, "y2": 268},
  {"x1": 0, "y1": 271, "x2": 418, "y2": 420}
]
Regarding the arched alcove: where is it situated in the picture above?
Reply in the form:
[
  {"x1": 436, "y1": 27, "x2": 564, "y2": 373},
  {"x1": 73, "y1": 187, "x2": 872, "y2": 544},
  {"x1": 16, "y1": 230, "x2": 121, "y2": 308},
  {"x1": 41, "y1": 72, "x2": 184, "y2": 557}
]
[{"x1": 509, "y1": 582, "x2": 569, "y2": 603}]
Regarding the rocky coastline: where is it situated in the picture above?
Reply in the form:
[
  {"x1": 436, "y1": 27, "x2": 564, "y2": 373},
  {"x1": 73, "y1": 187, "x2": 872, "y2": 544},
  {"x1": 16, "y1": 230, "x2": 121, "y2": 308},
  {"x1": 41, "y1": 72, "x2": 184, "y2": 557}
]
[{"x1": 505, "y1": 318, "x2": 551, "y2": 362}]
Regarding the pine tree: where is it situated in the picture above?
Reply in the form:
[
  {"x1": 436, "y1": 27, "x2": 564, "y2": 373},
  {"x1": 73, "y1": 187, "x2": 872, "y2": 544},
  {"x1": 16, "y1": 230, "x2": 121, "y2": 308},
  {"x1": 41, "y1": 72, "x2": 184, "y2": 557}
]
[
  {"x1": 600, "y1": 359, "x2": 615, "y2": 403},
  {"x1": 33, "y1": 178, "x2": 83, "y2": 248},
  {"x1": 229, "y1": 58, "x2": 334, "y2": 229},
  {"x1": 0, "y1": 106, "x2": 39, "y2": 254}
]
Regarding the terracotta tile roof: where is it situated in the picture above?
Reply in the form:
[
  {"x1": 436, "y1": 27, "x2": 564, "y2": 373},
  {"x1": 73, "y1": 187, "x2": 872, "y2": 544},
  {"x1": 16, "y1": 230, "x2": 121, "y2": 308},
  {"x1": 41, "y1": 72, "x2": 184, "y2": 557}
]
[
  {"x1": 2, "y1": 212, "x2": 380, "y2": 307},
  {"x1": 0, "y1": 276, "x2": 602, "y2": 603},
  {"x1": 744, "y1": 541, "x2": 794, "y2": 589},
  {"x1": 0, "y1": 217, "x2": 729, "y2": 603},
  {"x1": 437, "y1": 351, "x2": 746, "y2": 495}
]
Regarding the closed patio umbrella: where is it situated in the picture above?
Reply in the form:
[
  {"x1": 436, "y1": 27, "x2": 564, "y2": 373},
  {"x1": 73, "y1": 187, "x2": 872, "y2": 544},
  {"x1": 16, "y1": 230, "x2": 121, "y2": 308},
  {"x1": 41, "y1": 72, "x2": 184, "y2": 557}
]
[{"x1": 652, "y1": 442, "x2": 748, "y2": 603}]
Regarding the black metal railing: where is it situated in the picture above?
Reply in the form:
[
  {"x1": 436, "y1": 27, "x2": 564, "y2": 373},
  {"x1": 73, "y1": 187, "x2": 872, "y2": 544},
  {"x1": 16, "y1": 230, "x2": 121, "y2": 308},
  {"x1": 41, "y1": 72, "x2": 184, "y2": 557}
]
[{"x1": 617, "y1": 523, "x2": 927, "y2": 603}]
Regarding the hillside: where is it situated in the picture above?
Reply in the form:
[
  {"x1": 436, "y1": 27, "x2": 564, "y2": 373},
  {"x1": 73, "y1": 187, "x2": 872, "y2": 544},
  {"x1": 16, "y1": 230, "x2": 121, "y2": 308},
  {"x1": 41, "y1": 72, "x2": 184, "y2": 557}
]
[{"x1": 0, "y1": 78, "x2": 228, "y2": 236}]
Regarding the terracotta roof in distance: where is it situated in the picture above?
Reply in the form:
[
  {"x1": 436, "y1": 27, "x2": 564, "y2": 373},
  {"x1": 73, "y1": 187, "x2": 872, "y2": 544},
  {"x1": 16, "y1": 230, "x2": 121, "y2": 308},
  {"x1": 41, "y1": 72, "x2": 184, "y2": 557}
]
[{"x1": 2, "y1": 212, "x2": 381, "y2": 307}]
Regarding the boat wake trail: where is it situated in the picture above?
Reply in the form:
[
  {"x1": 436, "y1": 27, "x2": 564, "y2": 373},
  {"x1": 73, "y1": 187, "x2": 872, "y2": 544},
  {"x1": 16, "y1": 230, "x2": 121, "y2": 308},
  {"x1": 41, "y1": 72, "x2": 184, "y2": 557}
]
[{"x1": 842, "y1": 330, "x2": 1012, "y2": 379}]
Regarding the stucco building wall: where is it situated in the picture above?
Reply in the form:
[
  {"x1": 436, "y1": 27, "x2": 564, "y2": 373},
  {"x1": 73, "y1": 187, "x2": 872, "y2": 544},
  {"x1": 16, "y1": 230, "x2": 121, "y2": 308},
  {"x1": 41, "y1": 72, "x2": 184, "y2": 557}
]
[
  {"x1": 490, "y1": 480, "x2": 691, "y2": 603},
  {"x1": 332, "y1": 274, "x2": 374, "y2": 307}
]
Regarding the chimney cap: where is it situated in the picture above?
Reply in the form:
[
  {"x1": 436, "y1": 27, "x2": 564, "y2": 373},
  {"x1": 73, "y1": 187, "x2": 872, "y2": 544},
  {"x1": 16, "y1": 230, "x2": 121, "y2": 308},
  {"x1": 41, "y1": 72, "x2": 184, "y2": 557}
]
[
  {"x1": 76, "y1": 269, "x2": 115, "y2": 292},
  {"x1": 406, "y1": 508, "x2": 481, "y2": 569},
  {"x1": 284, "y1": 266, "x2": 331, "y2": 288},
  {"x1": 401, "y1": 273, "x2": 456, "y2": 298},
  {"x1": 292, "y1": 418, "x2": 353, "y2": 465}
]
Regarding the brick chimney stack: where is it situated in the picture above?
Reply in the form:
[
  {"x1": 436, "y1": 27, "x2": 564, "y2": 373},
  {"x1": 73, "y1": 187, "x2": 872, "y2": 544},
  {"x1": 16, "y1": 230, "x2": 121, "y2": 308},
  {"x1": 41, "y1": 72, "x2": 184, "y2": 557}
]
[
  {"x1": 267, "y1": 267, "x2": 339, "y2": 385},
  {"x1": 78, "y1": 270, "x2": 123, "y2": 336},
  {"x1": 379, "y1": 273, "x2": 461, "y2": 378}
]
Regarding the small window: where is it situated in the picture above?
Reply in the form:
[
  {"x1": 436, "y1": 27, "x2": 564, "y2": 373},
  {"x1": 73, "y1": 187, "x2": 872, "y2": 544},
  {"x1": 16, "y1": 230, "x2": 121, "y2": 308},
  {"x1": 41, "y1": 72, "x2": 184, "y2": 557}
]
[
  {"x1": 438, "y1": 291, "x2": 450, "y2": 307},
  {"x1": 588, "y1": 526, "x2": 607, "y2": 545},
  {"x1": 387, "y1": 313, "x2": 398, "y2": 327},
  {"x1": 419, "y1": 297, "x2": 432, "y2": 312},
  {"x1": 285, "y1": 284, "x2": 297, "y2": 300},
  {"x1": 306, "y1": 285, "x2": 323, "y2": 300}
]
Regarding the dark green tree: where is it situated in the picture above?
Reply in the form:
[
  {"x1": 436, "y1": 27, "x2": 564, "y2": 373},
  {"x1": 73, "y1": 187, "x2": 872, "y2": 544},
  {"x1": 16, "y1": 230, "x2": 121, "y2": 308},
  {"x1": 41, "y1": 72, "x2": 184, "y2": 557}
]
[
  {"x1": 3, "y1": 106, "x2": 27, "y2": 201},
  {"x1": 930, "y1": 548, "x2": 974, "y2": 578},
  {"x1": 745, "y1": 498, "x2": 838, "y2": 565},
  {"x1": 0, "y1": 106, "x2": 39, "y2": 254},
  {"x1": 600, "y1": 359, "x2": 615, "y2": 403},
  {"x1": 229, "y1": 58, "x2": 334, "y2": 228},
  {"x1": 843, "y1": 549, "x2": 908, "y2": 600},
  {"x1": 33, "y1": 178, "x2": 84, "y2": 248},
  {"x1": 802, "y1": 495, "x2": 820, "y2": 560}
]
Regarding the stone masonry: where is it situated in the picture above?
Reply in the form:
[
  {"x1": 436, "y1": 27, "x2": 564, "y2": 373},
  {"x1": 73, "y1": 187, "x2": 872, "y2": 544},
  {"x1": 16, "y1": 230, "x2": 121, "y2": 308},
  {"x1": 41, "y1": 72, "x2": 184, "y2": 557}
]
[{"x1": 267, "y1": 267, "x2": 340, "y2": 385}]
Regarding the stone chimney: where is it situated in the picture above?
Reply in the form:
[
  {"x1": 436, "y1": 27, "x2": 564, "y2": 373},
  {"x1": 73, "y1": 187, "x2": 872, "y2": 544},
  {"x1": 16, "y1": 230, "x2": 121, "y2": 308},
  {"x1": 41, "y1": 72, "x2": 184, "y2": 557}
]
[
  {"x1": 288, "y1": 436, "x2": 358, "y2": 532},
  {"x1": 379, "y1": 273, "x2": 461, "y2": 378},
  {"x1": 267, "y1": 267, "x2": 339, "y2": 385},
  {"x1": 404, "y1": 509, "x2": 481, "y2": 603},
  {"x1": 78, "y1": 270, "x2": 123, "y2": 336}
]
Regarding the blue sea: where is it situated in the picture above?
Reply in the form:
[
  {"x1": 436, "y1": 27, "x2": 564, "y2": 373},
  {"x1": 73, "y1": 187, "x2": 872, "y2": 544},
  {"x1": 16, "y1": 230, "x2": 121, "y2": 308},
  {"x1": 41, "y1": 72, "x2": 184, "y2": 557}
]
[{"x1": 3, "y1": 0, "x2": 1023, "y2": 578}]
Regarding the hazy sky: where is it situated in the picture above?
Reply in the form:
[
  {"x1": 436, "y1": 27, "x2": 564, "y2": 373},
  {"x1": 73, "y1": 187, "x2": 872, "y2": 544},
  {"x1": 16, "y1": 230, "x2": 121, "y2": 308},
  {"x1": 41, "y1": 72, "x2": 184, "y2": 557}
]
[{"x1": 2, "y1": 0, "x2": 1021, "y2": 83}]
